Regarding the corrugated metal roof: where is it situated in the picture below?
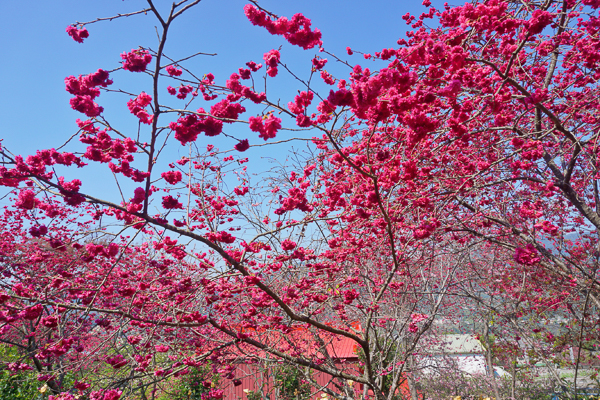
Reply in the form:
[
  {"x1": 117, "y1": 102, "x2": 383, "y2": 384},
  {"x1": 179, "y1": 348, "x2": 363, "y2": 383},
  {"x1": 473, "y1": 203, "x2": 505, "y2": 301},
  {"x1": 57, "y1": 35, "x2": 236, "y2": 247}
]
[
  {"x1": 220, "y1": 363, "x2": 414, "y2": 400},
  {"x1": 217, "y1": 327, "x2": 360, "y2": 361},
  {"x1": 205, "y1": 326, "x2": 365, "y2": 399},
  {"x1": 221, "y1": 363, "x2": 362, "y2": 400}
]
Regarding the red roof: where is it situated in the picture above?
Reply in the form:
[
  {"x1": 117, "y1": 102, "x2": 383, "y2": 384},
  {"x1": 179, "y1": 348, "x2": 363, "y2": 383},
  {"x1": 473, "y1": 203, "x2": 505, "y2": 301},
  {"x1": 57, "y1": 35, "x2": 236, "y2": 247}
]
[
  {"x1": 198, "y1": 324, "x2": 370, "y2": 399},
  {"x1": 217, "y1": 326, "x2": 361, "y2": 362}
]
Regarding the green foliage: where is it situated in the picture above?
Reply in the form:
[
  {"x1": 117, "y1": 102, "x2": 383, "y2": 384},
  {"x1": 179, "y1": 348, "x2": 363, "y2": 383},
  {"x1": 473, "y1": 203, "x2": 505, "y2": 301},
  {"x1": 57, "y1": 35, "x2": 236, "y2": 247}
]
[
  {"x1": 356, "y1": 339, "x2": 404, "y2": 400},
  {"x1": 161, "y1": 364, "x2": 218, "y2": 400},
  {"x1": 244, "y1": 389, "x2": 263, "y2": 400},
  {"x1": 0, "y1": 369, "x2": 46, "y2": 400},
  {"x1": 0, "y1": 344, "x2": 45, "y2": 400},
  {"x1": 273, "y1": 364, "x2": 312, "y2": 400}
]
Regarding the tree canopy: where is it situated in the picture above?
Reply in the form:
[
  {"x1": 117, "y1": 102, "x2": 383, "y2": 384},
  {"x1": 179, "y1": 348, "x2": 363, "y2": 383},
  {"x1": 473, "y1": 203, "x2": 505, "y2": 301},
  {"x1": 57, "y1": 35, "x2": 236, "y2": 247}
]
[{"x1": 1, "y1": 0, "x2": 599, "y2": 399}]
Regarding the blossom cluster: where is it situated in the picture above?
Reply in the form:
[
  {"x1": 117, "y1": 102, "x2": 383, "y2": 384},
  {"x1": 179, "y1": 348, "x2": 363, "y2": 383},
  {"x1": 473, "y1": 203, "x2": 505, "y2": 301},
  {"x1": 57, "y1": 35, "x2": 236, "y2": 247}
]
[
  {"x1": 165, "y1": 65, "x2": 183, "y2": 76},
  {"x1": 65, "y1": 69, "x2": 112, "y2": 117},
  {"x1": 121, "y1": 49, "x2": 152, "y2": 72},
  {"x1": 248, "y1": 114, "x2": 282, "y2": 141},
  {"x1": 244, "y1": 5, "x2": 322, "y2": 49},
  {"x1": 168, "y1": 84, "x2": 197, "y2": 100},
  {"x1": 78, "y1": 126, "x2": 148, "y2": 182},
  {"x1": 127, "y1": 92, "x2": 153, "y2": 124},
  {"x1": 513, "y1": 244, "x2": 541, "y2": 266},
  {"x1": 65, "y1": 25, "x2": 89, "y2": 43},
  {"x1": 169, "y1": 110, "x2": 224, "y2": 145},
  {"x1": 263, "y1": 49, "x2": 281, "y2": 77},
  {"x1": 226, "y1": 73, "x2": 266, "y2": 103}
]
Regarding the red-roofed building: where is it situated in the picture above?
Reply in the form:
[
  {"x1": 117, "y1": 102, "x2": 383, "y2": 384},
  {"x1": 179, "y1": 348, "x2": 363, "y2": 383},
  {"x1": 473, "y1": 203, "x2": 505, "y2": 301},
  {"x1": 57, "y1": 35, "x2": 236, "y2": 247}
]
[{"x1": 214, "y1": 326, "x2": 413, "y2": 400}]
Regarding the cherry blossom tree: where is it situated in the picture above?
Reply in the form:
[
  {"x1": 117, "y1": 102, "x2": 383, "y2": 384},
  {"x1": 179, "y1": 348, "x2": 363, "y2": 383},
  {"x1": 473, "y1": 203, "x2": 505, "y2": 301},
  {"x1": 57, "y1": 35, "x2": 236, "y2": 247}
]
[{"x1": 1, "y1": 0, "x2": 600, "y2": 399}]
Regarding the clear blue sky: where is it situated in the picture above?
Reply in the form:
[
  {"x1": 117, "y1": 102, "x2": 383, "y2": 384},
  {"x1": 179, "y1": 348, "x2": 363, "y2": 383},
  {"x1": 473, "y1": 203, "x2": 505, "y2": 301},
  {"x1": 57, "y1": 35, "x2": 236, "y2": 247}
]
[{"x1": 0, "y1": 0, "x2": 442, "y2": 201}]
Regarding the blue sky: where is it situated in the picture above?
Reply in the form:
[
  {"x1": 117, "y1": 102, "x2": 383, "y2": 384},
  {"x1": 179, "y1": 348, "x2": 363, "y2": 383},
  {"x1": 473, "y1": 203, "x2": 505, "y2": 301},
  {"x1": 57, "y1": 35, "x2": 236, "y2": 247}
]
[{"x1": 0, "y1": 0, "x2": 441, "y2": 202}]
